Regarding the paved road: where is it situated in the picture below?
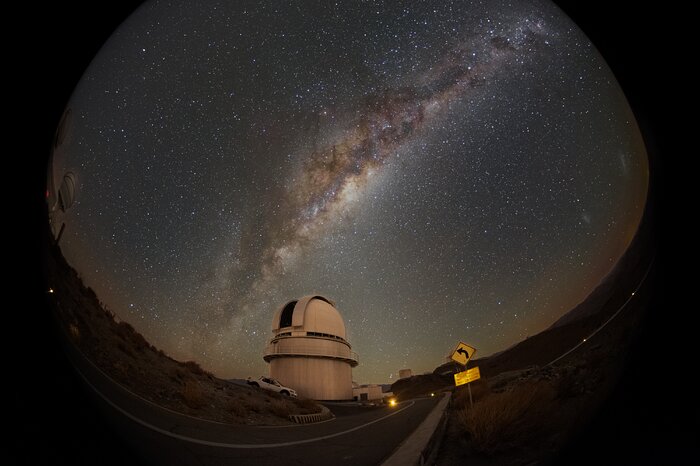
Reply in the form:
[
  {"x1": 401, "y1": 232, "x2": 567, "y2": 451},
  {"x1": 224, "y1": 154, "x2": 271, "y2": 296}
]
[{"x1": 65, "y1": 342, "x2": 439, "y2": 465}]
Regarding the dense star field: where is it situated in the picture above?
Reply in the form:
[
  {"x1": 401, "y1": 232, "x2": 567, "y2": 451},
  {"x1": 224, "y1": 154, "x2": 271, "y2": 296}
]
[{"x1": 49, "y1": 0, "x2": 647, "y2": 382}]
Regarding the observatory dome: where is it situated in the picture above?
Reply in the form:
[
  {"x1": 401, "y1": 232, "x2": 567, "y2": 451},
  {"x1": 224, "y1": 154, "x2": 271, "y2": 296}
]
[
  {"x1": 271, "y1": 295, "x2": 347, "y2": 340},
  {"x1": 264, "y1": 295, "x2": 357, "y2": 400}
]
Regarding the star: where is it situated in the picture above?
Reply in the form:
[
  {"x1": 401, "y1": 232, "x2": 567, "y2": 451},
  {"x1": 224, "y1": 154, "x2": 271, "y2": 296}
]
[{"x1": 49, "y1": 0, "x2": 648, "y2": 382}]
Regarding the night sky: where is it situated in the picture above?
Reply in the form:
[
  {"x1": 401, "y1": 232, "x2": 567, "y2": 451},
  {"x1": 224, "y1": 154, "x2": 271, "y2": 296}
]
[{"x1": 49, "y1": 0, "x2": 648, "y2": 383}]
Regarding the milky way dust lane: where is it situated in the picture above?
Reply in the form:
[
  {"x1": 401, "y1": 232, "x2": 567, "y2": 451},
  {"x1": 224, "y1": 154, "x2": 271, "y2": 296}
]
[{"x1": 240, "y1": 18, "x2": 548, "y2": 305}]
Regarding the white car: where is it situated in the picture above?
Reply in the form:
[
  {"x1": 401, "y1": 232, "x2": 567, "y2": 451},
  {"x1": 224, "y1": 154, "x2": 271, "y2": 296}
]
[{"x1": 247, "y1": 376, "x2": 298, "y2": 397}]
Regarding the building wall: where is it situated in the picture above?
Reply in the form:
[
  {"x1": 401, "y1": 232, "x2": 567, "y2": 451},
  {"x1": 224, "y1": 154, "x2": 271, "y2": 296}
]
[
  {"x1": 268, "y1": 336, "x2": 354, "y2": 360},
  {"x1": 270, "y1": 357, "x2": 353, "y2": 400},
  {"x1": 352, "y1": 384, "x2": 383, "y2": 401}
]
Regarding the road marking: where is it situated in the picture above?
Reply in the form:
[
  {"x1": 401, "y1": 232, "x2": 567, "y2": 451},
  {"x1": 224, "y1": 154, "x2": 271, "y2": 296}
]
[{"x1": 77, "y1": 368, "x2": 416, "y2": 449}]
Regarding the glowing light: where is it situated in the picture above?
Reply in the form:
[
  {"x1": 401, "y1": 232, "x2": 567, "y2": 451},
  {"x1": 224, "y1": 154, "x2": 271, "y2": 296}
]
[
  {"x1": 389, "y1": 398, "x2": 397, "y2": 407},
  {"x1": 48, "y1": 288, "x2": 54, "y2": 294},
  {"x1": 430, "y1": 392, "x2": 435, "y2": 397}
]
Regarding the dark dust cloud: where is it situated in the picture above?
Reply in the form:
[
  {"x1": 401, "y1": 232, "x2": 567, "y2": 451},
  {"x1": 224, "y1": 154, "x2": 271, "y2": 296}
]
[{"x1": 50, "y1": 0, "x2": 647, "y2": 382}]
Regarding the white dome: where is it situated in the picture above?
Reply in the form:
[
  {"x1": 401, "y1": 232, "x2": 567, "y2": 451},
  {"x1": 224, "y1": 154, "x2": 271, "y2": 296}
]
[
  {"x1": 272, "y1": 295, "x2": 346, "y2": 339},
  {"x1": 266, "y1": 295, "x2": 358, "y2": 399}
]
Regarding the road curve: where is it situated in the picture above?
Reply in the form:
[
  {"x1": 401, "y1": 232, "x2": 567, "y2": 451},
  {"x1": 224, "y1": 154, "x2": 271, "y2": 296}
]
[{"x1": 64, "y1": 341, "x2": 439, "y2": 465}]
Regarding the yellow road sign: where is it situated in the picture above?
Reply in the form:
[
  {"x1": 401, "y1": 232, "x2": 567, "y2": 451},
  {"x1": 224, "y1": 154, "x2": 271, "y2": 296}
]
[
  {"x1": 450, "y1": 341, "x2": 476, "y2": 366},
  {"x1": 454, "y1": 366, "x2": 480, "y2": 386}
]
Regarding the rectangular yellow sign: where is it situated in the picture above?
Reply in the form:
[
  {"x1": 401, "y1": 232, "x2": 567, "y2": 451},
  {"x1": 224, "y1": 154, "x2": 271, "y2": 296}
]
[
  {"x1": 454, "y1": 366, "x2": 480, "y2": 386},
  {"x1": 450, "y1": 342, "x2": 477, "y2": 366}
]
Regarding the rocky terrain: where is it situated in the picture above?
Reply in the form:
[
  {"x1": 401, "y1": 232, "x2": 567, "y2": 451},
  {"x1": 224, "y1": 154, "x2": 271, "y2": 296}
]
[{"x1": 45, "y1": 235, "x2": 321, "y2": 426}]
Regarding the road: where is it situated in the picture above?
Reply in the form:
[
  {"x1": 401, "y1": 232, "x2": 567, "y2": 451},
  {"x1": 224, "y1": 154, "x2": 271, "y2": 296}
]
[{"x1": 65, "y1": 342, "x2": 439, "y2": 466}]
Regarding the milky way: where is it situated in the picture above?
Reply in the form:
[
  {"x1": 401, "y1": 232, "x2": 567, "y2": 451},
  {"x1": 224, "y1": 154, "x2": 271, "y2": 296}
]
[
  {"x1": 51, "y1": 0, "x2": 647, "y2": 381},
  {"x1": 249, "y1": 18, "x2": 545, "y2": 302}
]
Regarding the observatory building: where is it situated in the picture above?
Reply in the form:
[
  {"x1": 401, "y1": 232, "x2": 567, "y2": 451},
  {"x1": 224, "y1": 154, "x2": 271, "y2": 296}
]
[{"x1": 263, "y1": 295, "x2": 358, "y2": 400}]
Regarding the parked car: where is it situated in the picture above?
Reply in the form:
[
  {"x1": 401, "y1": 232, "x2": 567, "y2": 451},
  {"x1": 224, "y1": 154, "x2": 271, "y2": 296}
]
[{"x1": 247, "y1": 376, "x2": 298, "y2": 397}]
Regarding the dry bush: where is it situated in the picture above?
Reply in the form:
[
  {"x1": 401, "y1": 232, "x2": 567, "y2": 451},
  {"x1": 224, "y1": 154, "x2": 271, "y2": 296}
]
[
  {"x1": 228, "y1": 399, "x2": 248, "y2": 418},
  {"x1": 103, "y1": 305, "x2": 115, "y2": 320},
  {"x1": 131, "y1": 332, "x2": 150, "y2": 352},
  {"x1": 113, "y1": 321, "x2": 149, "y2": 351},
  {"x1": 85, "y1": 286, "x2": 98, "y2": 301},
  {"x1": 181, "y1": 379, "x2": 206, "y2": 409},
  {"x1": 245, "y1": 397, "x2": 265, "y2": 413},
  {"x1": 170, "y1": 367, "x2": 187, "y2": 382},
  {"x1": 269, "y1": 399, "x2": 292, "y2": 418},
  {"x1": 113, "y1": 360, "x2": 130, "y2": 379},
  {"x1": 184, "y1": 360, "x2": 207, "y2": 376},
  {"x1": 115, "y1": 321, "x2": 136, "y2": 340},
  {"x1": 458, "y1": 381, "x2": 556, "y2": 454},
  {"x1": 453, "y1": 379, "x2": 490, "y2": 409},
  {"x1": 294, "y1": 398, "x2": 321, "y2": 414},
  {"x1": 116, "y1": 340, "x2": 134, "y2": 358}
]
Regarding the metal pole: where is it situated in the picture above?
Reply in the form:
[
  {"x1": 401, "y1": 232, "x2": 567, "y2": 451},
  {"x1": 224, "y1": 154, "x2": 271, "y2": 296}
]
[{"x1": 464, "y1": 360, "x2": 473, "y2": 409}]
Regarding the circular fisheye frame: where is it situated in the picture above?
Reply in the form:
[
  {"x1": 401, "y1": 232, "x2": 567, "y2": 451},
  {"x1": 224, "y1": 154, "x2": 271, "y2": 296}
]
[{"x1": 44, "y1": 1, "x2": 652, "y2": 465}]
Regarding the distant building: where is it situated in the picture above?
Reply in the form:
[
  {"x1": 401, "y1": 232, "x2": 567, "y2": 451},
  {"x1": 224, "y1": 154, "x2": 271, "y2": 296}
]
[
  {"x1": 353, "y1": 384, "x2": 384, "y2": 402},
  {"x1": 399, "y1": 368, "x2": 413, "y2": 379},
  {"x1": 263, "y1": 295, "x2": 358, "y2": 400}
]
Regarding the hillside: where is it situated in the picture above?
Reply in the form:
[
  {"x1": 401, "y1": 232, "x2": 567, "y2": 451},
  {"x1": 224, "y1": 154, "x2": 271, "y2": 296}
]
[
  {"x1": 550, "y1": 209, "x2": 652, "y2": 329},
  {"x1": 44, "y1": 234, "x2": 321, "y2": 425},
  {"x1": 433, "y1": 266, "x2": 651, "y2": 466},
  {"x1": 428, "y1": 208, "x2": 655, "y2": 464},
  {"x1": 396, "y1": 269, "x2": 646, "y2": 399}
]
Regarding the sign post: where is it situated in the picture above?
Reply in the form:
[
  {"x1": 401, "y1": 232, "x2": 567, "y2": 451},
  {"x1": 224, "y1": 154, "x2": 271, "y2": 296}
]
[
  {"x1": 451, "y1": 342, "x2": 480, "y2": 409},
  {"x1": 468, "y1": 369, "x2": 473, "y2": 409}
]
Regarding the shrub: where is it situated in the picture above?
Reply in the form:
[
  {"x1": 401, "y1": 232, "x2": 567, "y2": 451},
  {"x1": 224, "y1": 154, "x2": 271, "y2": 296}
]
[
  {"x1": 85, "y1": 286, "x2": 98, "y2": 301},
  {"x1": 269, "y1": 399, "x2": 292, "y2": 418},
  {"x1": 295, "y1": 398, "x2": 321, "y2": 414},
  {"x1": 131, "y1": 332, "x2": 149, "y2": 352},
  {"x1": 181, "y1": 379, "x2": 206, "y2": 409},
  {"x1": 170, "y1": 367, "x2": 187, "y2": 381},
  {"x1": 228, "y1": 399, "x2": 247, "y2": 418},
  {"x1": 116, "y1": 340, "x2": 133, "y2": 358},
  {"x1": 115, "y1": 321, "x2": 136, "y2": 340},
  {"x1": 245, "y1": 398, "x2": 264, "y2": 413},
  {"x1": 183, "y1": 360, "x2": 207, "y2": 376},
  {"x1": 113, "y1": 360, "x2": 130, "y2": 379},
  {"x1": 453, "y1": 379, "x2": 489, "y2": 409},
  {"x1": 458, "y1": 381, "x2": 556, "y2": 454}
]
